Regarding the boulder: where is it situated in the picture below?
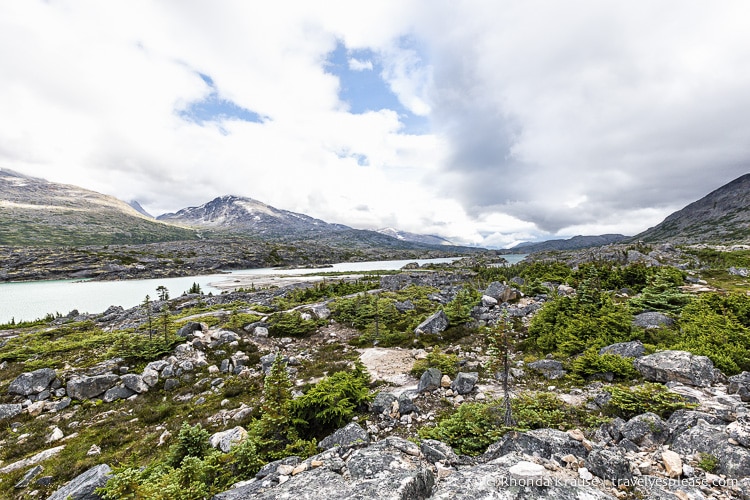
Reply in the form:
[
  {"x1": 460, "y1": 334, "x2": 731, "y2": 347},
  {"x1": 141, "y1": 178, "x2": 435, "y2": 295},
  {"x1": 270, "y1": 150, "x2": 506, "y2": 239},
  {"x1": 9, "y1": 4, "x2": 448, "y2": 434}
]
[
  {"x1": 666, "y1": 410, "x2": 725, "y2": 443},
  {"x1": 177, "y1": 321, "x2": 203, "y2": 338},
  {"x1": 598, "y1": 340, "x2": 645, "y2": 358},
  {"x1": 671, "y1": 419, "x2": 750, "y2": 478},
  {"x1": 14, "y1": 464, "x2": 43, "y2": 489},
  {"x1": 620, "y1": 412, "x2": 668, "y2": 449},
  {"x1": 8, "y1": 368, "x2": 57, "y2": 396},
  {"x1": 481, "y1": 295, "x2": 498, "y2": 307},
  {"x1": 47, "y1": 463, "x2": 111, "y2": 500},
  {"x1": 120, "y1": 373, "x2": 149, "y2": 394},
  {"x1": 484, "y1": 282, "x2": 519, "y2": 303},
  {"x1": 102, "y1": 385, "x2": 135, "y2": 403},
  {"x1": 420, "y1": 439, "x2": 459, "y2": 465},
  {"x1": 371, "y1": 391, "x2": 397, "y2": 415},
  {"x1": 527, "y1": 359, "x2": 566, "y2": 380},
  {"x1": 483, "y1": 429, "x2": 588, "y2": 462},
  {"x1": 398, "y1": 392, "x2": 419, "y2": 415},
  {"x1": 661, "y1": 449, "x2": 683, "y2": 478},
  {"x1": 394, "y1": 300, "x2": 415, "y2": 312},
  {"x1": 67, "y1": 374, "x2": 120, "y2": 400},
  {"x1": 584, "y1": 448, "x2": 632, "y2": 483},
  {"x1": 726, "y1": 416, "x2": 750, "y2": 448},
  {"x1": 0, "y1": 403, "x2": 23, "y2": 421},
  {"x1": 450, "y1": 372, "x2": 478, "y2": 395},
  {"x1": 633, "y1": 350, "x2": 717, "y2": 387},
  {"x1": 414, "y1": 310, "x2": 448, "y2": 335},
  {"x1": 318, "y1": 422, "x2": 370, "y2": 450},
  {"x1": 632, "y1": 312, "x2": 675, "y2": 329},
  {"x1": 209, "y1": 426, "x2": 248, "y2": 453},
  {"x1": 728, "y1": 371, "x2": 750, "y2": 402},
  {"x1": 417, "y1": 368, "x2": 442, "y2": 393}
]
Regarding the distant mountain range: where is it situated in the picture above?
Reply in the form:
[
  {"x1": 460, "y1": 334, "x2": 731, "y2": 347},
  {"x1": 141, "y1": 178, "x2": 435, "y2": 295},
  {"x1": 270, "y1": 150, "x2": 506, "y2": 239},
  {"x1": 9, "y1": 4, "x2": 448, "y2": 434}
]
[
  {"x1": 376, "y1": 228, "x2": 455, "y2": 246},
  {"x1": 633, "y1": 173, "x2": 750, "y2": 244},
  {"x1": 0, "y1": 169, "x2": 196, "y2": 246},
  {"x1": 511, "y1": 234, "x2": 628, "y2": 253}
]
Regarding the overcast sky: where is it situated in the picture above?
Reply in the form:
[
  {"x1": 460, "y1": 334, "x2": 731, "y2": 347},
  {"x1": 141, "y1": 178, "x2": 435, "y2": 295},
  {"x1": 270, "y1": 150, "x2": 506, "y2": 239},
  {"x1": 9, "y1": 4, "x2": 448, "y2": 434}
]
[{"x1": 1, "y1": 1, "x2": 749, "y2": 248}]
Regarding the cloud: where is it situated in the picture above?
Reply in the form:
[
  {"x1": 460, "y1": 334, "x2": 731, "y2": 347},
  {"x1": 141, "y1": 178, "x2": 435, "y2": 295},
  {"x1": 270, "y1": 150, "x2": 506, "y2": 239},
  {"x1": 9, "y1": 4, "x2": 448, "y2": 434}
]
[
  {"x1": 1, "y1": 0, "x2": 749, "y2": 250},
  {"x1": 347, "y1": 58, "x2": 373, "y2": 71}
]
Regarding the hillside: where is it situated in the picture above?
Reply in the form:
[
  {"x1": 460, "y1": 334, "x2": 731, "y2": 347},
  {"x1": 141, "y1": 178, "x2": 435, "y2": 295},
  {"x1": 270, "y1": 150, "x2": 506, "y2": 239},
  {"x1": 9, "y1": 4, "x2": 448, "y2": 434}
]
[
  {"x1": 0, "y1": 169, "x2": 197, "y2": 246},
  {"x1": 633, "y1": 173, "x2": 750, "y2": 244},
  {"x1": 377, "y1": 227, "x2": 454, "y2": 246},
  {"x1": 511, "y1": 234, "x2": 627, "y2": 253}
]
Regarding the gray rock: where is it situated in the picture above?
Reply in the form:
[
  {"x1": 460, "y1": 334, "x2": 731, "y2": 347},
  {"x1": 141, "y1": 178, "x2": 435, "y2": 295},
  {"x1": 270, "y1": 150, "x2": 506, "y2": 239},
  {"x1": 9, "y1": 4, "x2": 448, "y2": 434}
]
[
  {"x1": 632, "y1": 312, "x2": 675, "y2": 329},
  {"x1": 620, "y1": 412, "x2": 668, "y2": 449},
  {"x1": 8, "y1": 368, "x2": 57, "y2": 396},
  {"x1": 450, "y1": 372, "x2": 478, "y2": 395},
  {"x1": 0, "y1": 403, "x2": 23, "y2": 421},
  {"x1": 120, "y1": 373, "x2": 148, "y2": 394},
  {"x1": 14, "y1": 464, "x2": 43, "y2": 489},
  {"x1": 260, "y1": 353, "x2": 288, "y2": 375},
  {"x1": 671, "y1": 419, "x2": 750, "y2": 478},
  {"x1": 309, "y1": 305, "x2": 331, "y2": 320},
  {"x1": 102, "y1": 385, "x2": 135, "y2": 403},
  {"x1": 420, "y1": 439, "x2": 459, "y2": 465},
  {"x1": 527, "y1": 359, "x2": 566, "y2": 380},
  {"x1": 432, "y1": 452, "x2": 615, "y2": 500},
  {"x1": 141, "y1": 368, "x2": 159, "y2": 387},
  {"x1": 177, "y1": 321, "x2": 203, "y2": 338},
  {"x1": 666, "y1": 409, "x2": 725, "y2": 443},
  {"x1": 394, "y1": 300, "x2": 415, "y2": 312},
  {"x1": 481, "y1": 295, "x2": 498, "y2": 307},
  {"x1": 728, "y1": 371, "x2": 750, "y2": 400},
  {"x1": 398, "y1": 392, "x2": 419, "y2": 415},
  {"x1": 599, "y1": 340, "x2": 645, "y2": 358},
  {"x1": 47, "y1": 463, "x2": 111, "y2": 500},
  {"x1": 484, "y1": 282, "x2": 519, "y2": 303},
  {"x1": 209, "y1": 426, "x2": 248, "y2": 453},
  {"x1": 585, "y1": 448, "x2": 632, "y2": 482},
  {"x1": 727, "y1": 416, "x2": 750, "y2": 447},
  {"x1": 318, "y1": 422, "x2": 370, "y2": 450},
  {"x1": 417, "y1": 368, "x2": 442, "y2": 393},
  {"x1": 67, "y1": 374, "x2": 119, "y2": 400},
  {"x1": 594, "y1": 417, "x2": 626, "y2": 444},
  {"x1": 414, "y1": 310, "x2": 448, "y2": 335},
  {"x1": 483, "y1": 429, "x2": 588, "y2": 461},
  {"x1": 634, "y1": 350, "x2": 717, "y2": 387},
  {"x1": 164, "y1": 378, "x2": 179, "y2": 391},
  {"x1": 729, "y1": 266, "x2": 749, "y2": 277},
  {"x1": 371, "y1": 391, "x2": 397, "y2": 415},
  {"x1": 253, "y1": 326, "x2": 269, "y2": 337},
  {"x1": 255, "y1": 456, "x2": 301, "y2": 480}
]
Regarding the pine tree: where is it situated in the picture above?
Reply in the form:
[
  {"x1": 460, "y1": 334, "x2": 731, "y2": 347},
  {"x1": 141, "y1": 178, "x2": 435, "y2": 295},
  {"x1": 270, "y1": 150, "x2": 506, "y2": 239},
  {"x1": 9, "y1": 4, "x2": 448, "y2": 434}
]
[
  {"x1": 142, "y1": 295, "x2": 153, "y2": 340},
  {"x1": 254, "y1": 353, "x2": 298, "y2": 457}
]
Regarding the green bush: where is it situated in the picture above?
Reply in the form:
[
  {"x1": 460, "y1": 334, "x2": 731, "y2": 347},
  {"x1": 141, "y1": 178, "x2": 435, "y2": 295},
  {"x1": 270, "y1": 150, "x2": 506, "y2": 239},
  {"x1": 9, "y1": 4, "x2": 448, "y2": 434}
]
[
  {"x1": 527, "y1": 294, "x2": 633, "y2": 356},
  {"x1": 603, "y1": 383, "x2": 695, "y2": 419},
  {"x1": 443, "y1": 287, "x2": 480, "y2": 324},
  {"x1": 628, "y1": 267, "x2": 691, "y2": 314},
  {"x1": 410, "y1": 350, "x2": 460, "y2": 378},
  {"x1": 672, "y1": 293, "x2": 750, "y2": 375},
  {"x1": 570, "y1": 348, "x2": 639, "y2": 381},
  {"x1": 267, "y1": 311, "x2": 321, "y2": 338},
  {"x1": 167, "y1": 423, "x2": 211, "y2": 468},
  {"x1": 419, "y1": 393, "x2": 599, "y2": 456},
  {"x1": 697, "y1": 453, "x2": 719, "y2": 473},
  {"x1": 292, "y1": 363, "x2": 372, "y2": 439}
]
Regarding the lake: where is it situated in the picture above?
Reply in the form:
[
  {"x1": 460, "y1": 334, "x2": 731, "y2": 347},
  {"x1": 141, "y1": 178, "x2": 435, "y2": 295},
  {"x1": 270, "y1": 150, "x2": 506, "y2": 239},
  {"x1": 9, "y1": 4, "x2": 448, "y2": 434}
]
[{"x1": 0, "y1": 254, "x2": 527, "y2": 324}]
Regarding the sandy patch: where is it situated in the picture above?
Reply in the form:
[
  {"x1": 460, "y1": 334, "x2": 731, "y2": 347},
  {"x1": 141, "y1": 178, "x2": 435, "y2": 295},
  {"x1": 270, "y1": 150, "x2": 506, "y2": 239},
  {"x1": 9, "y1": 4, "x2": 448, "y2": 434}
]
[{"x1": 358, "y1": 347, "x2": 420, "y2": 391}]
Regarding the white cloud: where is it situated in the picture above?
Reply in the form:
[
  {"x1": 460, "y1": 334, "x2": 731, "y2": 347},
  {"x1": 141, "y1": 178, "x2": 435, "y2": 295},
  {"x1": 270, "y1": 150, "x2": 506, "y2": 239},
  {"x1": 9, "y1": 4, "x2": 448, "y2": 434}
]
[
  {"x1": 347, "y1": 58, "x2": 373, "y2": 71},
  {"x1": 1, "y1": 1, "x2": 749, "y2": 249}
]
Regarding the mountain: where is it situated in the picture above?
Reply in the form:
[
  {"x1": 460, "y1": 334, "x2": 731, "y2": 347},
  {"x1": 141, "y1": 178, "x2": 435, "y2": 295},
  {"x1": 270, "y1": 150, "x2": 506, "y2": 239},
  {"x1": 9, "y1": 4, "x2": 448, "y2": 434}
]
[
  {"x1": 0, "y1": 168, "x2": 197, "y2": 246},
  {"x1": 157, "y1": 195, "x2": 478, "y2": 253},
  {"x1": 128, "y1": 200, "x2": 153, "y2": 218},
  {"x1": 376, "y1": 227, "x2": 455, "y2": 246},
  {"x1": 157, "y1": 195, "x2": 350, "y2": 238},
  {"x1": 633, "y1": 173, "x2": 750, "y2": 244},
  {"x1": 511, "y1": 234, "x2": 628, "y2": 253}
]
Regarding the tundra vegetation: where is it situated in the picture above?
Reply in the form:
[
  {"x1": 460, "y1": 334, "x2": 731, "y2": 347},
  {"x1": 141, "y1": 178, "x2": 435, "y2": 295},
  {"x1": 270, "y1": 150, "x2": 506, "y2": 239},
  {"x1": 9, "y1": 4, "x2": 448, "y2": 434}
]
[{"x1": 0, "y1": 248, "x2": 749, "y2": 498}]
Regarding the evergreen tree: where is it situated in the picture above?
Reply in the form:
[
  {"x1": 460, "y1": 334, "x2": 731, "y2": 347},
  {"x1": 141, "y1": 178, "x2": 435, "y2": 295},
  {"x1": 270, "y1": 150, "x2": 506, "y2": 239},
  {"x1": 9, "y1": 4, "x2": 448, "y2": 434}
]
[
  {"x1": 156, "y1": 285, "x2": 170, "y2": 301},
  {"x1": 142, "y1": 294, "x2": 153, "y2": 340}
]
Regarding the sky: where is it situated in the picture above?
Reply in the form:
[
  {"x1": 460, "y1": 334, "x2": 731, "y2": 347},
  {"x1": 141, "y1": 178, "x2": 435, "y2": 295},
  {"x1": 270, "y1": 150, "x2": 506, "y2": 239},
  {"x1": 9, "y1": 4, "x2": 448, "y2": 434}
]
[{"x1": 1, "y1": 1, "x2": 749, "y2": 248}]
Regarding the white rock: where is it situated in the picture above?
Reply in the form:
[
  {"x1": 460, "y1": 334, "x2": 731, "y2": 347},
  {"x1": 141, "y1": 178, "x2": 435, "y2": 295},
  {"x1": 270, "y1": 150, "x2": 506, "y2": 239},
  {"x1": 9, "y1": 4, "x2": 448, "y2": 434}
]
[
  {"x1": 578, "y1": 467, "x2": 594, "y2": 481},
  {"x1": 509, "y1": 461, "x2": 547, "y2": 486},
  {"x1": 46, "y1": 427, "x2": 64, "y2": 443}
]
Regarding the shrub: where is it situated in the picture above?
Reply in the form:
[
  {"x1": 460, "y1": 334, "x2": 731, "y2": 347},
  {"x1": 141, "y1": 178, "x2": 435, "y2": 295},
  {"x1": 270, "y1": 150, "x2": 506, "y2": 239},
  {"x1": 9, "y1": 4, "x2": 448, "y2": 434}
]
[
  {"x1": 570, "y1": 348, "x2": 639, "y2": 381},
  {"x1": 410, "y1": 350, "x2": 460, "y2": 378},
  {"x1": 698, "y1": 453, "x2": 719, "y2": 473},
  {"x1": 267, "y1": 311, "x2": 320, "y2": 338},
  {"x1": 292, "y1": 363, "x2": 372, "y2": 439},
  {"x1": 672, "y1": 292, "x2": 750, "y2": 375},
  {"x1": 603, "y1": 383, "x2": 695, "y2": 419},
  {"x1": 443, "y1": 287, "x2": 480, "y2": 324},
  {"x1": 628, "y1": 267, "x2": 691, "y2": 314},
  {"x1": 167, "y1": 423, "x2": 211, "y2": 468}
]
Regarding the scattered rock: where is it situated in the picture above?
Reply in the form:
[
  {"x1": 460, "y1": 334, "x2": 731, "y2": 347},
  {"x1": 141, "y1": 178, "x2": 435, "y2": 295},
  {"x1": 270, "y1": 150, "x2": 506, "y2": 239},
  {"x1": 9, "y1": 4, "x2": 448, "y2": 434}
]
[
  {"x1": 527, "y1": 359, "x2": 567, "y2": 380},
  {"x1": 598, "y1": 340, "x2": 645, "y2": 358},
  {"x1": 415, "y1": 310, "x2": 449, "y2": 335},
  {"x1": 67, "y1": 374, "x2": 120, "y2": 400},
  {"x1": 318, "y1": 422, "x2": 370, "y2": 450},
  {"x1": 8, "y1": 368, "x2": 57, "y2": 396},
  {"x1": 418, "y1": 368, "x2": 442, "y2": 393},
  {"x1": 0, "y1": 403, "x2": 23, "y2": 421},
  {"x1": 47, "y1": 463, "x2": 111, "y2": 500},
  {"x1": 632, "y1": 312, "x2": 675, "y2": 329},
  {"x1": 450, "y1": 372, "x2": 478, "y2": 395},
  {"x1": 634, "y1": 350, "x2": 717, "y2": 387},
  {"x1": 209, "y1": 426, "x2": 248, "y2": 453},
  {"x1": 14, "y1": 465, "x2": 44, "y2": 489},
  {"x1": 585, "y1": 448, "x2": 632, "y2": 483},
  {"x1": 661, "y1": 449, "x2": 683, "y2": 478}
]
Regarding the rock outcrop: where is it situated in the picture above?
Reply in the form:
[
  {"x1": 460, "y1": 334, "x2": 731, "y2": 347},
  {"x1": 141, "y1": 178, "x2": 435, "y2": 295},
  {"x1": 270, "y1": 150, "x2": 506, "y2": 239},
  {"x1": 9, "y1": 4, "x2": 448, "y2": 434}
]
[{"x1": 634, "y1": 350, "x2": 718, "y2": 387}]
